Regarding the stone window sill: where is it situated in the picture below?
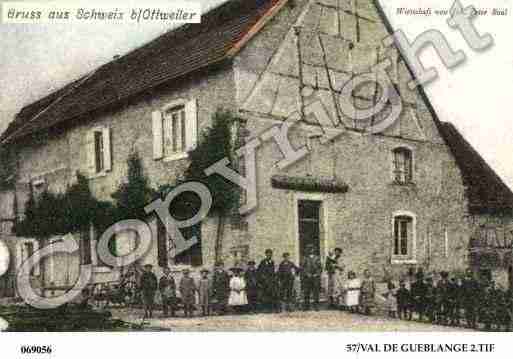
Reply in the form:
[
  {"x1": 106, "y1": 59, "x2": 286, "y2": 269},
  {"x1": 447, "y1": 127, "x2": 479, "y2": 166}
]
[
  {"x1": 163, "y1": 152, "x2": 189, "y2": 162},
  {"x1": 89, "y1": 171, "x2": 110, "y2": 180},
  {"x1": 391, "y1": 257, "x2": 417, "y2": 265}
]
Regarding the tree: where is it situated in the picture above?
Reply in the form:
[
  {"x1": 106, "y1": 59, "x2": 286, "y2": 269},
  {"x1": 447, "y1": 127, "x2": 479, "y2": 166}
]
[
  {"x1": 0, "y1": 146, "x2": 16, "y2": 190},
  {"x1": 111, "y1": 151, "x2": 156, "y2": 221},
  {"x1": 184, "y1": 109, "x2": 240, "y2": 262}
]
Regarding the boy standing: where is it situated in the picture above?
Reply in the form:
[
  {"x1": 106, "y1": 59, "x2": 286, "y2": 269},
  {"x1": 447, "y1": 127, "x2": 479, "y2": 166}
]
[
  {"x1": 140, "y1": 264, "x2": 158, "y2": 319},
  {"x1": 179, "y1": 268, "x2": 197, "y2": 317},
  {"x1": 159, "y1": 267, "x2": 176, "y2": 317},
  {"x1": 411, "y1": 270, "x2": 428, "y2": 321},
  {"x1": 396, "y1": 280, "x2": 411, "y2": 320},
  {"x1": 244, "y1": 261, "x2": 259, "y2": 313},
  {"x1": 360, "y1": 269, "x2": 376, "y2": 315},
  {"x1": 198, "y1": 269, "x2": 211, "y2": 316}
]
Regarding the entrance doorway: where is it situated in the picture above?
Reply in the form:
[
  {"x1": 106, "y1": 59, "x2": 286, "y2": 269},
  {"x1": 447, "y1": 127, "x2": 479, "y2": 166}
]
[{"x1": 298, "y1": 200, "x2": 321, "y2": 260}]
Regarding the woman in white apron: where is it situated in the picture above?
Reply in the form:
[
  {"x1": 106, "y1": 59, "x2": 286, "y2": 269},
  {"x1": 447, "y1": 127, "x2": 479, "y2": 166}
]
[
  {"x1": 228, "y1": 267, "x2": 248, "y2": 313},
  {"x1": 343, "y1": 271, "x2": 361, "y2": 313}
]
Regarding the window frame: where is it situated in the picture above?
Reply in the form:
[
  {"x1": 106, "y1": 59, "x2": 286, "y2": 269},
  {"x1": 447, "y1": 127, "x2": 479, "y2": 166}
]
[
  {"x1": 89, "y1": 126, "x2": 112, "y2": 178},
  {"x1": 391, "y1": 211, "x2": 417, "y2": 264},
  {"x1": 152, "y1": 98, "x2": 197, "y2": 162},
  {"x1": 391, "y1": 146, "x2": 414, "y2": 184},
  {"x1": 162, "y1": 104, "x2": 187, "y2": 160}
]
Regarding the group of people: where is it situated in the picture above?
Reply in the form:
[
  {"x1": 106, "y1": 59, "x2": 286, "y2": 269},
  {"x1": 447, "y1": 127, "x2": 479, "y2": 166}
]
[
  {"x1": 381, "y1": 268, "x2": 513, "y2": 331},
  {"x1": 137, "y1": 246, "x2": 513, "y2": 331},
  {"x1": 138, "y1": 244, "x2": 336, "y2": 318}
]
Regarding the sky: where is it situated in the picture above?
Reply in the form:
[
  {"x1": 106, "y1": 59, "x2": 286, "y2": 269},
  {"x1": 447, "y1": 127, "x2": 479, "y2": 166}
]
[{"x1": 0, "y1": 0, "x2": 512, "y2": 187}]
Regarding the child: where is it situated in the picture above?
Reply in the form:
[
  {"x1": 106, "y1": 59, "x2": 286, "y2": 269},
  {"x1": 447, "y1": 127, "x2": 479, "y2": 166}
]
[
  {"x1": 360, "y1": 269, "x2": 376, "y2": 315},
  {"x1": 396, "y1": 280, "x2": 411, "y2": 320},
  {"x1": 228, "y1": 267, "x2": 248, "y2": 313},
  {"x1": 179, "y1": 268, "x2": 197, "y2": 317},
  {"x1": 244, "y1": 261, "x2": 259, "y2": 313},
  {"x1": 383, "y1": 282, "x2": 397, "y2": 318},
  {"x1": 159, "y1": 267, "x2": 176, "y2": 317},
  {"x1": 198, "y1": 269, "x2": 211, "y2": 316},
  {"x1": 424, "y1": 276, "x2": 436, "y2": 323},
  {"x1": 292, "y1": 267, "x2": 302, "y2": 311},
  {"x1": 333, "y1": 266, "x2": 345, "y2": 309},
  {"x1": 448, "y1": 277, "x2": 461, "y2": 326},
  {"x1": 343, "y1": 271, "x2": 361, "y2": 313}
]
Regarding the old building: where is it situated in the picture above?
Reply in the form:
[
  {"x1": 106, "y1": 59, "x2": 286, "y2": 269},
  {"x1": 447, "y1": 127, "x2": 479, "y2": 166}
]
[{"x1": 0, "y1": 0, "x2": 512, "y2": 298}]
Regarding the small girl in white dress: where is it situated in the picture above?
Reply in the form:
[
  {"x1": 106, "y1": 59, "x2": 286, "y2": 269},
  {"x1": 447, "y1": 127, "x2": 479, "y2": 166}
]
[
  {"x1": 228, "y1": 267, "x2": 248, "y2": 312},
  {"x1": 343, "y1": 270, "x2": 361, "y2": 313}
]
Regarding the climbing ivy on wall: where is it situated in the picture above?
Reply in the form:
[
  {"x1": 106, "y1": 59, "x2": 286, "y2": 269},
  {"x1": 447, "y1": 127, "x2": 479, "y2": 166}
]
[{"x1": 184, "y1": 108, "x2": 239, "y2": 216}]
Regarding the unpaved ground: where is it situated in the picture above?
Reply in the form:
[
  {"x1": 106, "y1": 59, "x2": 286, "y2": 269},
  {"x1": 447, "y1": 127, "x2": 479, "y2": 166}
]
[{"x1": 112, "y1": 308, "x2": 471, "y2": 332}]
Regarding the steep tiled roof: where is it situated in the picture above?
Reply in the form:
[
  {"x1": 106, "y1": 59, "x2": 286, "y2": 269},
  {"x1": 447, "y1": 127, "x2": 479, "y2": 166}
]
[
  {"x1": 371, "y1": 0, "x2": 513, "y2": 214},
  {"x1": 439, "y1": 122, "x2": 513, "y2": 213},
  {"x1": 0, "y1": 0, "x2": 285, "y2": 144}
]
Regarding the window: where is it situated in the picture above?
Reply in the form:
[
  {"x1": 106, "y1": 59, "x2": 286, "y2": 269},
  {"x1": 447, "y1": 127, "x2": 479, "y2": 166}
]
[
  {"x1": 79, "y1": 229, "x2": 92, "y2": 265},
  {"x1": 20, "y1": 241, "x2": 39, "y2": 276},
  {"x1": 163, "y1": 106, "x2": 187, "y2": 156},
  {"x1": 392, "y1": 212, "x2": 416, "y2": 263},
  {"x1": 152, "y1": 99, "x2": 197, "y2": 161},
  {"x1": 87, "y1": 127, "x2": 111, "y2": 176},
  {"x1": 94, "y1": 131, "x2": 104, "y2": 173},
  {"x1": 24, "y1": 242, "x2": 35, "y2": 276},
  {"x1": 392, "y1": 147, "x2": 413, "y2": 183}
]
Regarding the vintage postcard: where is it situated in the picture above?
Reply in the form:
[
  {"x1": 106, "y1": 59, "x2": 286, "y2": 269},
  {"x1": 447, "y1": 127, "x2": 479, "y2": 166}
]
[{"x1": 0, "y1": 0, "x2": 512, "y2": 356}]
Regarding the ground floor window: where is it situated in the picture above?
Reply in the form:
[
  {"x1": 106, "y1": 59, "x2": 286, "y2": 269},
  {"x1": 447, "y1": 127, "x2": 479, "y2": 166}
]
[
  {"x1": 392, "y1": 212, "x2": 416, "y2": 262},
  {"x1": 157, "y1": 218, "x2": 202, "y2": 267},
  {"x1": 298, "y1": 200, "x2": 322, "y2": 260}
]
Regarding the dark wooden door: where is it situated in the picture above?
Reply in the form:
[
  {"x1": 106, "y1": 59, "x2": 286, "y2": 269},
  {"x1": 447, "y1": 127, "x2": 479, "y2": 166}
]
[{"x1": 298, "y1": 200, "x2": 321, "y2": 261}]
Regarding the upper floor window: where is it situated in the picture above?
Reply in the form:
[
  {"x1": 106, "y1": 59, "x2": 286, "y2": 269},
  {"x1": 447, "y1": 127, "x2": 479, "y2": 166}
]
[
  {"x1": 87, "y1": 127, "x2": 111, "y2": 176},
  {"x1": 164, "y1": 105, "x2": 186, "y2": 157},
  {"x1": 94, "y1": 131, "x2": 105, "y2": 173},
  {"x1": 152, "y1": 99, "x2": 197, "y2": 162},
  {"x1": 392, "y1": 147, "x2": 413, "y2": 184},
  {"x1": 392, "y1": 211, "x2": 416, "y2": 263}
]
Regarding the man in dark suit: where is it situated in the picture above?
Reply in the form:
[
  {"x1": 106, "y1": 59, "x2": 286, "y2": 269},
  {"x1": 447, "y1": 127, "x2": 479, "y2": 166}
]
[
  {"x1": 212, "y1": 261, "x2": 230, "y2": 315},
  {"x1": 257, "y1": 249, "x2": 277, "y2": 312},
  {"x1": 461, "y1": 268, "x2": 480, "y2": 329},
  {"x1": 301, "y1": 244, "x2": 322, "y2": 311},
  {"x1": 410, "y1": 269, "x2": 428, "y2": 321},
  {"x1": 244, "y1": 260, "x2": 259, "y2": 313},
  {"x1": 140, "y1": 264, "x2": 158, "y2": 319}
]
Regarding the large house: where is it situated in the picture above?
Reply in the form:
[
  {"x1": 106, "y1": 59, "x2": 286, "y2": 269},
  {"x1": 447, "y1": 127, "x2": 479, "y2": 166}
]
[{"x1": 1, "y1": 0, "x2": 512, "y2": 299}]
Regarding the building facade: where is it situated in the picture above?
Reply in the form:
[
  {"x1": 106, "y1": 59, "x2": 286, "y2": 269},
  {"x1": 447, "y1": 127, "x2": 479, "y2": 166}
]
[{"x1": 0, "y1": 0, "x2": 512, "y2": 298}]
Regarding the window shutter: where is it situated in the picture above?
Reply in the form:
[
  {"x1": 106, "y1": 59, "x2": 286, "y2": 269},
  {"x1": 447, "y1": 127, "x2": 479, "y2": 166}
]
[
  {"x1": 90, "y1": 225, "x2": 98, "y2": 266},
  {"x1": 185, "y1": 99, "x2": 198, "y2": 151},
  {"x1": 152, "y1": 110, "x2": 164, "y2": 160},
  {"x1": 102, "y1": 127, "x2": 112, "y2": 172},
  {"x1": 86, "y1": 130, "x2": 96, "y2": 175},
  {"x1": 32, "y1": 241, "x2": 40, "y2": 276}
]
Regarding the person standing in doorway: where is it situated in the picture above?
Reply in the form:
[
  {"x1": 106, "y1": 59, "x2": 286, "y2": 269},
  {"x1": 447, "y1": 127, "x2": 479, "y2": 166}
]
[
  {"x1": 278, "y1": 252, "x2": 297, "y2": 312},
  {"x1": 140, "y1": 264, "x2": 158, "y2": 319},
  {"x1": 301, "y1": 244, "x2": 322, "y2": 311},
  {"x1": 257, "y1": 249, "x2": 278, "y2": 312},
  {"x1": 325, "y1": 247, "x2": 343, "y2": 308}
]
